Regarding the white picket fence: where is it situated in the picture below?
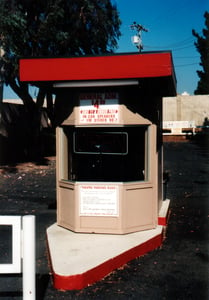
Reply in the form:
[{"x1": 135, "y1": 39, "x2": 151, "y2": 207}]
[{"x1": 0, "y1": 215, "x2": 35, "y2": 300}]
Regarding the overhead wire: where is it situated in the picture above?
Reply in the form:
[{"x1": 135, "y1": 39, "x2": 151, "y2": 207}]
[
  {"x1": 175, "y1": 62, "x2": 199, "y2": 67},
  {"x1": 122, "y1": 0, "x2": 203, "y2": 71},
  {"x1": 120, "y1": 0, "x2": 205, "y2": 93},
  {"x1": 138, "y1": 0, "x2": 203, "y2": 52}
]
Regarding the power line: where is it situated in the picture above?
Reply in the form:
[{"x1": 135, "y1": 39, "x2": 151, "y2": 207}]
[
  {"x1": 175, "y1": 56, "x2": 199, "y2": 59},
  {"x1": 144, "y1": 43, "x2": 194, "y2": 51},
  {"x1": 143, "y1": 36, "x2": 195, "y2": 50},
  {"x1": 175, "y1": 62, "x2": 199, "y2": 67},
  {"x1": 172, "y1": 45, "x2": 195, "y2": 51}
]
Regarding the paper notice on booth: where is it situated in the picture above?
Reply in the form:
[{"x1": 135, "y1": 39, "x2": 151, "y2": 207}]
[
  {"x1": 79, "y1": 184, "x2": 119, "y2": 217},
  {"x1": 79, "y1": 92, "x2": 119, "y2": 124}
]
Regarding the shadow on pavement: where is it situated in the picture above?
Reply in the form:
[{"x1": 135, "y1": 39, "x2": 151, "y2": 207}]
[{"x1": 36, "y1": 274, "x2": 51, "y2": 300}]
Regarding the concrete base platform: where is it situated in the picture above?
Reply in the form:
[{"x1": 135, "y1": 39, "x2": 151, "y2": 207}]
[
  {"x1": 47, "y1": 199, "x2": 170, "y2": 290},
  {"x1": 47, "y1": 226, "x2": 163, "y2": 291}
]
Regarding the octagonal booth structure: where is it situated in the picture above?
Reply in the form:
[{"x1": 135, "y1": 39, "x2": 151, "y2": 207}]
[
  {"x1": 56, "y1": 94, "x2": 157, "y2": 234},
  {"x1": 20, "y1": 52, "x2": 176, "y2": 235},
  {"x1": 19, "y1": 52, "x2": 176, "y2": 289}
]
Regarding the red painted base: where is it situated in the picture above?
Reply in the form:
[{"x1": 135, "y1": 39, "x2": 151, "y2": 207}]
[
  {"x1": 50, "y1": 234, "x2": 163, "y2": 291},
  {"x1": 158, "y1": 216, "x2": 167, "y2": 226},
  {"x1": 47, "y1": 200, "x2": 170, "y2": 291},
  {"x1": 158, "y1": 209, "x2": 171, "y2": 226}
]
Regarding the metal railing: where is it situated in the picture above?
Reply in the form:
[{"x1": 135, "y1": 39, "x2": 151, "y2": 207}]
[{"x1": 0, "y1": 215, "x2": 35, "y2": 300}]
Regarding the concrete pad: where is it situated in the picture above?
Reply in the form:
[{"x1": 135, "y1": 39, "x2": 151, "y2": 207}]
[{"x1": 47, "y1": 224, "x2": 164, "y2": 290}]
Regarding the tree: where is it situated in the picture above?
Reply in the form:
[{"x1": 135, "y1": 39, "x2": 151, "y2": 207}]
[
  {"x1": 192, "y1": 11, "x2": 209, "y2": 95},
  {"x1": 0, "y1": 0, "x2": 121, "y2": 159}
]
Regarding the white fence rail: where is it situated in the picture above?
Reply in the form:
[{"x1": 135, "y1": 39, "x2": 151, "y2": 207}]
[
  {"x1": 163, "y1": 120, "x2": 195, "y2": 134},
  {"x1": 0, "y1": 215, "x2": 35, "y2": 300}
]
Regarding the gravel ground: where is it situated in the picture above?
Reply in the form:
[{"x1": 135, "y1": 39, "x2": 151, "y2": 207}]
[{"x1": 0, "y1": 141, "x2": 209, "y2": 300}]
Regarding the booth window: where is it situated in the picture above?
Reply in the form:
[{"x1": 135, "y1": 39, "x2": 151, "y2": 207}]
[
  {"x1": 62, "y1": 126, "x2": 149, "y2": 182},
  {"x1": 74, "y1": 131, "x2": 128, "y2": 155}
]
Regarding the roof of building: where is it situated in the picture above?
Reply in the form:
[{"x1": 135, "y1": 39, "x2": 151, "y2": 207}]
[{"x1": 19, "y1": 51, "x2": 176, "y2": 96}]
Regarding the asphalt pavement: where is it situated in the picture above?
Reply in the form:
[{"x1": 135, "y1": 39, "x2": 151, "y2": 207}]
[{"x1": 0, "y1": 140, "x2": 208, "y2": 299}]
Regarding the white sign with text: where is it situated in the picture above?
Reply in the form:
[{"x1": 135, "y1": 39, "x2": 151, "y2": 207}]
[
  {"x1": 79, "y1": 184, "x2": 119, "y2": 216},
  {"x1": 79, "y1": 92, "x2": 119, "y2": 124}
]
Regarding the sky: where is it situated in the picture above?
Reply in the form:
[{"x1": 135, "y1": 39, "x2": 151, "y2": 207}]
[
  {"x1": 114, "y1": 0, "x2": 209, "y2": 95},
  {"x1": 3, "y1": 0, "x2": 209, "y2": 99}
]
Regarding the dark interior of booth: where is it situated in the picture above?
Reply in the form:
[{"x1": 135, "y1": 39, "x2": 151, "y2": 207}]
[
  {"x1": 64, "y1": 125, "x2": 147, "y2": 182},
  {"x1": 57, "y1": 76, "x2": 175, "y2": 183}
]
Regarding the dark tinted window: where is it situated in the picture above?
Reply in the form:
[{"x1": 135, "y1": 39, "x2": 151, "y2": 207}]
[
  {"x1": 74, "y1": 131, "x2": 128, "y2": 155},
  {"x1": 64, "y1": 126, "x2": 148, "y2": 182}
]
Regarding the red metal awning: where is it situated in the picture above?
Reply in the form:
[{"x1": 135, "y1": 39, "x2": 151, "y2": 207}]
[{"x1": 19, "y1": 52, "x2": 174, "y2": 80}]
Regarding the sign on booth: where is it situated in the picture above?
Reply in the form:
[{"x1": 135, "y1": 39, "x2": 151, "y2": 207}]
[
  {"x1": 79, "y1": 184, "x2": 119, "y2": 217},
  {"x1": 79, "y1": 92, "x2": 119, "y2": 124}
]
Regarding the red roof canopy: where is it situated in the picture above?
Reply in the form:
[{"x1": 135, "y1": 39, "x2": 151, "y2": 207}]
[{"x1": 19, "y1": 52, "x2": 175, "y2": 83}]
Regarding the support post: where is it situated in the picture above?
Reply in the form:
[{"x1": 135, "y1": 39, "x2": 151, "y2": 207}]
[{"x1": 22, "y1": 215, "x2": 36, "y2": 300}]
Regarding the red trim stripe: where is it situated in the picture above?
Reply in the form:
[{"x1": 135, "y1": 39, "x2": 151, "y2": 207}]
[{"x1": 51, "y1": 234, "x2": 162, "y2": 290}]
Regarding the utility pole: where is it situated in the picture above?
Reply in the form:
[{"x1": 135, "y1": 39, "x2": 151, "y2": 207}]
[{"x1": 130, "y1": 21, "x2": 148, "y2": 52}]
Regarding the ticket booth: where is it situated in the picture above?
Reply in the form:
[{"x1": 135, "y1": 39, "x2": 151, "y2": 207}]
[
  {"x1": 20, "y1": 52, "x2": 176, "y2": 235},
  {"x1": 56, "y1": 90, "x2": 159, "y2": 234},
  {"x1": 53, "y1": 53, "x2": 176, "y2": 234},
  {"x1": 19, "y1": 52, "x2": 176, "y2": 290}
]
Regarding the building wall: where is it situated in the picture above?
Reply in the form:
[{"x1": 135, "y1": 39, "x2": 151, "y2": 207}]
[{"x1": 163, "y1": 95, "x2": 209, "y2": 127}]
